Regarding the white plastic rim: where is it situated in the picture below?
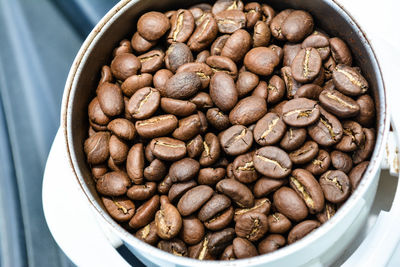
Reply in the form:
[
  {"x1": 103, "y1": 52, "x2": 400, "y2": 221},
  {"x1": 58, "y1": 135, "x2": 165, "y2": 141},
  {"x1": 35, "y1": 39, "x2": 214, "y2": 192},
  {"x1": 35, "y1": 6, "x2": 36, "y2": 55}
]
[{"x1": 60, "y1": 0, "x2": 390, "y2": 266}]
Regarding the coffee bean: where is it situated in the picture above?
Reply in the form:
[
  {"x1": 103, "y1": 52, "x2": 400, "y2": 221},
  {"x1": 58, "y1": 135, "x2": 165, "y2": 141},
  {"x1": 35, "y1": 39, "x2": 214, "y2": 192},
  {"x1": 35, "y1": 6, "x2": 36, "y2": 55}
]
[
  {"x1": 204, "y1": 206, "x2": 234, "y2": 231},
  {"x1": 128, "y1": 87, "x2": 160, "y2": 119},
  {"x1": 320, "y1": 170, "x2": 351, "y2": 203},
  {"x1": 282, "y1": 98, "x2": 320, "y2": 127},
  {"x1": 319, "y1": 89, "x2": 360, "y2": 118},
  {"x1": 158, "y1": 175, "x2": 173, "y2": 195},
  {"x1": 302, "y1": 31, "x2": 330, "y2": 60},
  {"x1": 253, "y1": 21, "x2": 271, "y2": 47},
  {"x1": 290, "y1": 169, "x2": 325, "y2": 213},
  {"x1": 329, "y1": 37, "x2": 352, "y2": 66},
  {"x1": 102, "y1": 196, "x2": 135, "y2": 222},
  {"x1": 196, "y1": 50, "x2": 210, "y2": 63},
  {"x1": 331, "y1": 150, "x2": 353, "y2": 173},
  {"x1": 335, "y1": 121, "x2": 364, "y2": 152},
  {"x1": 188, "y1": 235, "x2": 215, "y2": 260},
  {"x1": 287, "y1": 220, "x2": 320, "y2": 244},
  {"x1": 155, "y1": 196, "x2": 182, "y2": 239},
  {"x1": 332, "y1": 64, "x2": 368, "y2": 96},
  {"x1": 144, "y1": 159, "x2": 167, "y2": 182},
  {"x1": 168, "y1": 9, "x2": 195, "y2": 44},
  {"x1": 127, "y1": 182, "x2": 157, "y2": 201},
  {"x1": 280, "y1": 127, "x2": 307, "y2": 151},
  {"x1": 254, "y1": 113, "x2": 286, "y2": 146},
  {"x1": 158, "y1": 238, "x2": 188, "y2": 256},
  {"x1": 206, "y1": 55, "x2": 238, "y2": 80},
  {"x1": 149, "y1": 137, "x2": 187, "y2": 161},
  {"x1": 212, "y1": 0, "x2": 244, "y2": 15},
  {"x1": 236, "y1": 71, "x2": 259, "y2": 98},
  {"x1": 109, "y1": 135, "x2": 128, "y2": 164},
  {"x1": 153, "y1": 69, "x2": 173, "y2": 91},
  {"x1": 220, "y1": 125, "x2": 253, "y2": 156},
  {"x1": 165, "y1": 43, "x2": 194, "y2": 73},
  {"x1": 244, "y1": 47, "x2": 280, "y2": 76},
  {"x1": 190, "y1": 92, "x2": 214, "y2": 109},
  {"x1": 261, "y1": 4, "x2": 275, "y2": 24},
  {"x1": 267, "y1": 212, "x2": 292, "y2": 234},
  {"x1": 84, "y1": 132, "x2": 110, "y2": 164},
  {"x1": 305, "y1": 149, "x2": 331, "y2": 176},
  {"x1": 221, "y1": 29, "x2": 252, "y2": 63},
  {"x1": 289, "y1": 141, "x2": 319, "y2": 165},
  {"x1": 294, "y1": 84, "x2": 323, "y2": 100},
  {"x1": 180, "y1": 216, "x2": 205, "y2": 245},
  {"x1": 110, "y1": 53, "x2": 141, "y2": 81},
  {"x1": 235, "y1": 211, "x2": 268, "y2": 241},
  {"x1": 177, "y1": 185, "x2": 214, "y2": 216},
  {"x1": 138, "y1": 49, "x2": 165, "y2": 73},
  {"x1": 137, "y1": 12, "x2": 170, "y2": 41},
  {"x1": 88, "y1": 98, "x2": 110, "y2": 126},
  {"x1": 169, "y1": 157, "x2": 200, "y2": 183},
  {"x1": 251, "y1": 81, "x2": 268, "y2": 99},
  {"x1": 177, "y1": 62, "x2": 213, "y2": 89},
  {"x1": 254, "y1": 146, "x2": 292, "y2": 178},
  {"x1": 270, "y1": 9, "x2": 293, "y2": 41},
  {"x1": 281, "y1": 66, "x2": 302, "y2": 99},
  {"x1": 211, "y1": 35, "x2": 230, "y2": 56},
  {"x1": 258, "y1": 234, "x2": 286, "y2": 254},
  {"x1": 98, "y1": 65, "x2": 113, "y2": 86},
  {"x1": 215, "y1": 10, "x2": 246, "y2": 33},
  {"x1": 126, "y1": 143, "x2": 144, "y2": 184},
  {"x1": 353, "y1": 128, "x2": 375, "y2": 164},
  {"x1": 165, "y1": 72, "x2": 201, "y2": 100},
  {"x1": 220, "y1": 245, "x2": 236, "y2": 260},
  {"x1": 121, "y1": 73, "x2": 153, "y2": 97},
  {"x1": 355, "y1": 94, "x2": 375, "y2": 127},
  {"x1": 253, "y1": 177, "x2": 287, "y2": 198},
  {"x1": 144, "y1": 144, "x2": 156, "y2": 162},
  {"x1": 206, "y1": 108, "x2": 230, "y2": 131},
  {"x1": 308, "y1": 106, "x2": 343, "y2": 146},
  {"x1": 160, "y1": 98, "x2": 196, "y2": 117},
  {"x1": 207, "y1": 228, "x2": 236, "y2": 257},
  {"x1": 230, "y1": 152, "x2": 258, "y2": 183},
  {"x1": 198, "y1": 194, "x2": 231, "y2": 222},
  {"x1": 131, "y1": 32, "x2": 156, "y2": 54},
  {"x1": 291, "y1": 48, "x2": 322, "y2": 83},
  {"x1": 186, "y1": 134, "x2": 204, "y2": 158},
  {"x1": 198, "y1": 167, "x2": 225, "y2": 186},
  {"x1": 168, "y1": 180, "x2": 197, "y2": 203},
  {"x1": 274, "y1": 187, "x2": 308, "y2": 221},
  {"x1": 217, "y1": 178, "x2": 254, "y2": 208},
  {"x1": 316, "y1": 202, "x2": 336, "y2": 224},
  {"x1": 209, "y1": 72, "x2": 238, "y2": 112},
  {"x1": 135, "y1": 114, "x2": 178, "y2": 139},
  {"x1": 283, "y1": 43, "x2": 302, "y2": 67},
  {"x1": 244, "y1": 2, "x2": 261, "y2": 28},
  {"x1": 349, "y1": 161, "x2": 369, "y2": 191},
  {"x1": 91, "y1": 164, "x2": 107, "y2": 179},
  {"x1": 135, "y1": 221, "x2": 159, "y2": 245},
  {"x1": 281, "y1": 10, "x2": 314, "y2": 42},
  {"x1": 233, "y1": 237, "x2": 258, "y2": 259},
  {"x1": 200, "y1": 133, "x2": 221, "y2": 166},
  {"x1": 171, "y1": 114, "x2": 201, "y2": 141},
  {"x1": 229, "y1": 96, "x2": 267, "y2": 126},
  {"x1": 96, "y1": 171, "x2": 131, "y2": 197},
  {"x1": 187, "y1": 15, "x2": 218, "y2": 52},
  {"x1": 97, "y1": 82, "x2": 124, "y2": 117}
]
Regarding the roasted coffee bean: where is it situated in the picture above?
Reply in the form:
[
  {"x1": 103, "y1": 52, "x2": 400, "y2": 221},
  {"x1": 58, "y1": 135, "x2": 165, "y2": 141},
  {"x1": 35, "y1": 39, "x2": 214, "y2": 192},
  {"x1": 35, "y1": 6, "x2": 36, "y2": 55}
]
[
  {"x1": 91, "y1": 164, "x2": 107, "y2": 179},
  {"x1": 155, "y1": 196, "x2": 182, "y2": 239},
  {"x1": 200, "y1": 133, "x2": 221, "y2": 166},
  {"x1": 353, "y1": 128, "x2": 375, "y2": 164},
  {"x1": 188, "y1": 236, "x2": 215, "y2": 260},
  {"x1": 305, "y1": 149, "x2": 331, "y2": 176},
  {"x1": 273, "y1": 187, "x2": 308, "y2": 221},
  {"x1": 158, "y1": 175, "x2": 173, "y2": 194},
  {"x1": 320, "y1": 170, "x2": 351, "y2": 203},
  {"x1": 172, "y1": 114, "x2": 201, "y2": 141},
  {"x1": 302, "y1": 31, "x2": 330, "y2": 60},
  {"x1": 329, "y1": 37, "x2": 352, "y2": 66},
  {"x1": 206, "y1": 108, "x2": 230, "y2": 131},
  {"x1": 229, "y1": 96, "x2": 267, "y2": 126},
  {"x1": 316, "y1": 202, "x2": 336, "y2": 223},
  {"x1": 198, "y1": 194, "x2": 231, "y2": 222},
  {"x1": 283, "y1": 43, "x2": 302, "y2": 67},
  {"x1": 177, "y1": 62, "x2": 213, "y2": 89},
  {"x1": 291, "y1": 48, "x2": 322, "y2": 83},
  {"x1": 153, "y1": 69, "x2": 173, "y2": 91},
  {"x1": 160, "y1": 98, "x2": 196, "y2": 117},
  {"x1": 109, "y1": 135, "x2": 128, "y2": 164},
  {"x1": 128, "y1": 87, "x2": 160, "y2": 119},
  {"x1": 244, "y1": 47, "x2": 279, "y2": 76},
  {"x1": 269, "y1": 44, "x2": 283, "y2": 60},
  {"x1": 294, "y1": 84, "x2": 323, "y2": 100},
  {"x1": 88, "y1": 97, "x2": 110, "y2": 126},
  {"x1": 349, "y1": 161, "x2": 369, "y2": 190},
  {"x1": 180, "y1": 216, "x2": 205, "y2": 245},
  {"x1": 110, "y1": 53, "x2": 141, "y2": 81},
  {"x1": 215, "y1": 10, "x2": 246, "y2": 34},
  {"x1": 206, "y1": 55, "x2": 238, "y2": 80},
  {"x1": 96, "y1": 171, "x2": 131, "y2": 197},
  {"x1": 261, "y1": 4, "x2": 275, "y2": 24},
  {"x1": 84, "y1": 132, "x2": 110, "y2": 164},
  {"x1": 165, "y1": 72, "x2": 201, "y2": 100},
  {"x1": 267, "y1": 212, "x2": 292, "y2": 234},
  {"x1": 190, "y1": 92, "x2": 214, "y2": 109},
  {"x1": 138, "y1": 50, "x2": 164, "y2": 73},
  {"x1": 270, "y1": 9, "x2": 293, "y2": 41},
  {"x1": 212, "y1": 0, "x2": 244, "y2": 15},
  {"x1": 177, "y1": 185, "x2": 214, "y2": 216},
  {"x1": 131, "y1": 32, "x2": 156, "y2": 53},
  {"x1": 127, "y1": 182, "x2": 156, "y2": 201},
  {"x1": 221, "y1": 29, "x2": 252, "y2": 63},
  {"x1": 113, "y1": 39, "x2": 132, "y2": 57},
  {"x1": 253, "y1": 21, "x2": 271, "y2": 47},
  {"x1": 289, "y1": 169, "x2": 325, "y2": 213},
  {"x1": 232, "y1": 152, "x2": 258, "y2": 184},
  {"x1": 145, "y1": 144, "x2": 156, "y2": 162},
  {"x1": 121, "y1": 73, "x2": 153, "y2": 97},
  {"x1": 235, "y1": 212, "x2": 268, "y2": 241},
  {"x1": 198, "y1": 168, "x2": 226, "y2": 186},
  {"x1": 186, "y1": 135, "x2": 204, "y2": 158},
  {"x1": 158, "y1": 238, "x2": 188, "y2": 256},
  {"x1": 209, "y1": 72, "x2": 238, "y2": 112},
  {"x1": 137, "y1": 12, "x2": 170, "y2": 41},
  {"x1": 355, "y1": 94, "x2": 375, "y2": 127},
  {"x1": 204, "y1": 206, "x2": 234, "y2": 231},
  {"x1": 281, "y1": 66, "x2": 302, "y2": 99},
  {"x1": 217, "y1": 178, "x2": 254, "y2": 208},
  {"x1": 97, "y1": 82, "x2": 124, "y2": 117},
  {"x1": 129, "y1": 195, "x2": 160, "y2": 229},
  {"x1": 234, "y1": 198, "x2": 271, "y2": 221},
  {"x1": 335, "y1": 121, "x2": 364, "y2": 152},
  {"x1": 308, "y1": 106, "x2": 343, "y2": 146},
  {"x1": 332, "y1": 64, "x2": 368, "y2": 96},
  {"x1": 254, "y1": 177, "x2": 287, "y2": 198},
  {"x1": 331, "y1": 150, "x2": 353, "y2": 173},
  {"x1": 144, "y1": 159, "x2": 167, "y2": 182},
  {"x1": 220, "y1": 245, "x2": 236, "y2": 260},
  {"x1": 252, "y1": 81, "x2": 269, "y2": 99},
  {"x1": 102, "y1": 196, "x2": 135, "y2": 222},
  {"x1": 168, "y1": 180, "x2": 197, "y2": 203},
  {"x1": 254, "y1": 146, "x2": 292, "y2": 179},
  {"x1": 233, "y1": 237, "x2": 258, "y2": 259},
  {"x1": 126, "y1": 143, "x2": 145, "y2": 184},
  {"x1": 254, "y1": 113, "x2": 286, "y2": 146},
  {"x1": 149, "y1": 137, "x2": 186, "y2": 161},
  {"x1": 289, "y1": 141, "x2": 319, "y2": 165},
  {"x1": 196, "y1": 50, "x2": 210, "y2": 63},
  {"x1": 135, "y1": 114, "x2": 178, "y2": 139},
  {"x1": 107, "y1": 118, "x2": 136, "y2": 141},
  {"x1": 280, "y1": 127, "x2": 307, "y2": 151},
  {"x1": 220, "y1": 125, "x2": 253, "y2": 156},
  {"x1": 165, "y1": 43, "x2": 193, "y2": 73},
  {"x1": 319, "y1": 89, "x2": 360, "y2": 118},
  {"x1": 169, "y1": 157, "x2": 200, "y2": 182},
  {"x1": 287, "y1": 220, "x2": 320, "y2": 244},
  {"x1": 244, "y1": 2, "x2": 261, "y2": 28},
  {"x1": 108, "y1": 157, "x2": 123, "y2": 172},
  {"x1": 258, "y1": 234, "x2": 286, "y2": 254},
  {"x1": 168, "y1": 9, "x2": 195, "y2": 44},
  {"x1": 98, "y1": 65, "x2": 113, "y2": 85},
  {"x1": 236, "y1": 71, "x2": 259, "y2": 98},
  {"x1": 187, "y1": 15, "x2": 218, "y2": 52},
  {"x1": 281, "y1": 10, "x2": 314, "y2": 42},
  {"x1": 135, "y1": 221, "x2": 159, "y2": 245},
  {"x1": 211, "y1": 35, "x2": 230, "y2": 56}
]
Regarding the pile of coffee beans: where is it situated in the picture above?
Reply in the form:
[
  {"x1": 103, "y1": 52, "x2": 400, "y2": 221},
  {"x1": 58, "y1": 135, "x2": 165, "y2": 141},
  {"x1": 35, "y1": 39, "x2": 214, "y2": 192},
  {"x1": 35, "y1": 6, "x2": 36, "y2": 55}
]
[{"x1": 84, "y1": 0, "x2": 376, "y2": 260}]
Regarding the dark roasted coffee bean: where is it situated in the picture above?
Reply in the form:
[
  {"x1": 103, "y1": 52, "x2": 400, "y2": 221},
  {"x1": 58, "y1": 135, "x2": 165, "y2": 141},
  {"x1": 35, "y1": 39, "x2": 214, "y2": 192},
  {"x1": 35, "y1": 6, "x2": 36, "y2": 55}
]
[
  {"x1": 270, "y1": 9, "x2": 293, "y2": 41},
  {"x1": 98, "y1": 65, "x2": 113, "y2": 86},
  {"x1": 121, "y1": 74, "x2": 153, "y2": 98},
  {"x1": 113, "y1": 39, "x2": 131, "y2": 57},
  {"x1": 145, "y1": 144, "x2": 155, "y2": 162},
  {"x1": 289, "y1": 141, "x2": 319, "y2": 165},
  {"x1": 109, "y1": 135, "x2": 128, "y2": 164},
  {"x1": 196, "y1": 50, "x2": 210, "y2": 63},
  {"x1": 128, "y1": 87, "x2": 160, "y2": 119},
  {"x1": 190, "y1": 92, "x2": 213, "y2": 109},
  {"x1": 131, "y1": 32, "x2": 156, "y2": 53},
  {"x1": 349, "y1": 161, "x2": 369, "y2": 191},
  {"x1": 244, "y1": 47, "x2": 279, "y2": 76},
  {"x1": 320, "y1": 170, "x2": 351, "y2": 203},
  {"x1": 252, "y1": 81, "x2": 269, "y2": 99},
  {"x1": 177, "y1": 185, "x2": 214, "y2": 216},
  {"x1": 281, "y1": 10, "x2": 314, "y2": 42},
  {"x1": 294, "y1": 84, "x2": 323, "y2": 100},
  {"x1": 291, "y1": 48, "x2": 322, "y2": 83},
  {"x1": 220, "y1": 125, "x2": 253, "y2": 156},
  {"x1": 206, "y1": 55, "x2": 238, "y2": 79},
  {"x1": 126, "y1": 143, "x2": 144, "y2": 184},
  {"x1": 282, "y1": 98, "x2": 319, "y2": 127},
  {"x1": 234, "y1": 198, "x2": 271, "y2": 223},
  {"x1": 254, "y1": 113, "x2": 286, "y2": 146},
  {"x1": 217, "y1": 178, "x2": 254, "y2": 208},
  {"x1": 335, "y1": 121, "x2": 364, "y2": 152},
  {"x1": 287, "y1": 220, "x2": 320, "y2": 244},
  {"x1": 235, "y1": 212, "x2": 268, "y2": 241},
  {"x1": 158, "y1": 175, "x2": 173, "y2": 194},
  {"x1": 198, "y1": 167, "x2": 225, "y2": 185},
  {"x1": 96, "y1": 171, "x2": 130, "y2": 197},
  {"x1": 200, "y1": 133, "x2": 221, "y2": 166},
  {"x1": 308, "y1": 106, "x2": 343, "y2": 146},
  {"x1": 283, "y1": 43, "x2": 302, "y2": 67},
  {"x1": 168, "y1": 180, "x2": 197, "y2": 203},
  {"x1": 280, "y1": 127, "x2": 307, "y2": 151},
  {"x1": 91, "y1": 164, "x2": 107, "y2": 179},
  {"x1": 274, "y1": 187, "x2": 308, "y2": 221},
  {"x1": 229, "y1": 96, "x2": 267, "y2": 126},
  {"x1": 188, "y1": 236, "x2": 215, "y2": 260},
  {"x1": 110, "y1": 53, "x2": 141, "y2": 81},
  {"x1": 177, "y1": 62, "x2": 213, "y2": 89},
  {"x1": 221, "y1": 29, "x2": 252, "y2": 63},
  {"x1": 355, "y1": 94, "x2": 375, "y2": 127},
  {"x1": 149, "y1": 137, "x2": 186, "y2": 161},
  {"x1": 244, "y1": 2, "x2": 261, "y2": 28},
  {"x1": 305, "y1": 149, "x2": 331, "y2": 176},
  {"x1": 261, "y1": 4, "x2": 275, "y2": 24},
  {"x1": 233, "y1": 237, "x2": 258, "y2": 259},
  {"x1": 353, "y1": 128, "x2": 375, "y2": 164},
  {"x1": 169, "y1": 157, "x2": 200, "y2": 182},
  {"x1": 187, "y1": 15, "x2": 218, "y2": 52},
  {"x1": 212, "y1": 0, "x2": 244, "y2": 15},
  {"x1": 281, "y1": 66, "x2": 301, "y2": 99},
  {"x1": 158, "y1": 238, "x2": 188, "y2": 256},
  {"x1": 137, "y1": 12, "x2": 170, "y2": 41},
  {"x1": 332, "y1": 64, "x2": 368, "y2": 96},
  {"x1": 204, "y1": 206, "x2": 234, "y2": 231},
  {"x1": 127, "y1": 182, "x2": 157, "y2": 201},
  {"x1": 258, "y1": 234, "x2": 286, "y2": 254},
  {"x1": 267, "y1": 212, "x2": 292, "y2": 234},
  {"x1": 180, "y1": 216, "x2": 205, "y2": 245},
  {"x1": 153, "y1": 69, "x2": 173, "y2": 91},
  {"x1": 84, "y1": 132, "x2": 110, "y2": 164},
  {"x1": 206, "y1": 108, "x2": 230, "y2": 131},
  {"x1": 97, "y1": 82, "x2": 124, "y2": 117},
  {"x1": 88, "y1": 97, "x2": 110, "y2": 126},
  {"x1": 155, "y1": 196, "x2": 182, "y2": 239},
  {"x1": 289, "y1": 169, "x2": 325, "y2": 213},
  {"x1": 316, "y1": 202, "x2": 336, "y2": 223},
  {"x1": 236, "y1": 71, "x2": 259, "y2": 98},
  {"x1": 253, "y1": 21, "x2": 271, "y2": 47},
  {"x1": 102, "y1": 196, "x2": 135, "y2": 222},
  {"x1": 165, "y1": 72, "x2": 201, "y2": 100},
  {"x1": 211, "y1": 35, "x2": 230, "y2": 56},
  {"x1": 331, "y1": 150, "x2": 353, "y2": 173},
  {"x1": 329, "y1": 37, "x2": 352, "y2": 66},
  {"x1": 186, "y1": 135, "x2": 203, "y2": 158},
  {"x1": 144, "y1": 159, "x2": 167, "y2": 182},
  {"x1": 165, "y1": 43, "x2": 193, "y2": 73},
  {"x1": 172, "y1": 114, "x2": 201, "y2": 141},
  {"x1": 215, "y1": 10, "x2": 246, "y2": 34},
  {"x1": 220, "y1": 245, "x2": 236, "y2": 260},
  {"x1": 209, "y1": 72, "x2": 238, "y2": 112},
  {"x1": 135, "y1": 221, "x2": 159, "y2": 245},
  {"x1": 206, "y1": 228, "x2": 236, "y2": 257},
  {"x1": 168, "y1": 9, "x2": 195, "y2": 44},
  {"x1": 160, "y1": 98, "x2": 197, "y2": 117},
  {"x1": 198, "y1": 194, "x2": 231, "y2": 222},
  {"x1": 302, "y1": 31, "x2": 330, "y2": 60},
  {"x1": 232, "y1": 152, "x2": 258, "y2": 184},
  {"x1": 319, "y1": 89, "x2": 360, "y2": 118},
  {"x1": 254, "y1": 177, "x2": 287, "y2": 198},
  {"x1": 135, "y1": 114, "x2": 178, "y2": 139},
  {"x1": 254, "y1": 146, "x2": 292, "y2": 179}
]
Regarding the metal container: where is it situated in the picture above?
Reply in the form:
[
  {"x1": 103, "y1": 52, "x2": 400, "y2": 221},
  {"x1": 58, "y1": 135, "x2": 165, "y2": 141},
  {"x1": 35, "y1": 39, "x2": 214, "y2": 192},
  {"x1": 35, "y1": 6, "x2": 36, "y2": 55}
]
[{"x1": 61, "y1": 0, "x2": 389, "y2": 266}]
